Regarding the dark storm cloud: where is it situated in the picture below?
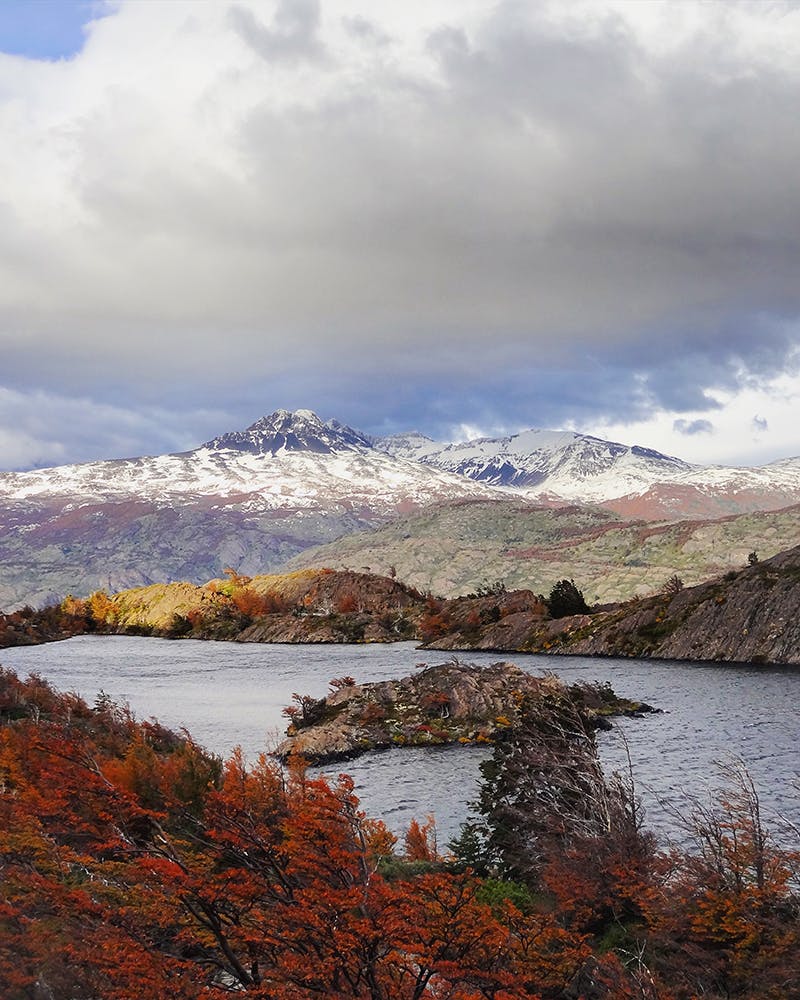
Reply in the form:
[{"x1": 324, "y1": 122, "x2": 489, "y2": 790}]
[
  {"x1": 0, "y1": 388, "x2": 231, "y2": 469},
  {"x1": 2, "y1": 1, "x2": 800, "y2": 467},
  {"x1": 224, "y1": 0, "x2": 800, "y2": 402},
  {"x1": 246, "y1": 360, "x2": 665, "y2": 444}
]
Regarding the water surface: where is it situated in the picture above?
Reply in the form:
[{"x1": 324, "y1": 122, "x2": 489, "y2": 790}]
[{"x1": 3, "y1": 636, "x2": 798, "y2": 845}]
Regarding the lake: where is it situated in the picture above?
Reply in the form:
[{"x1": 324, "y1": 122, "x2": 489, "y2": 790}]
[{"x1": 2, "y1": 636, "x2": 798, "y2": 847}]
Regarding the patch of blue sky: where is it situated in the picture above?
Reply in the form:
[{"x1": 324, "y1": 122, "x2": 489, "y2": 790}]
[{"x1": 0, "y1": 0, "x2": 111, "y2": 60}]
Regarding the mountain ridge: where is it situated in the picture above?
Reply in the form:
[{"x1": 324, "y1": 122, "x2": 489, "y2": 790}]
[
  {"x1": 3, "y1": 407, "x2": 800, "y2": 610},
  {"x1": 374, "y1": 423, "x2": 800, "y2": 515},
  {"x1": 205, "y1": 408, "x2": 373, "y2": 456},
  {"x1": 4, "y1": 408, "x2": 800, "y2": 515},
  {"x1": 286, "y1": 497, "x2": 800, "y2": 604},
  {"x1": 0, "y1": 410, "x2": 505, "y2": 609}
]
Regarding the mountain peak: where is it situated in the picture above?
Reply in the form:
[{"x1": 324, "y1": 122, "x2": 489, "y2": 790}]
[{"x1": 204, "y1": 409, "x2": 372, "y2": 456}]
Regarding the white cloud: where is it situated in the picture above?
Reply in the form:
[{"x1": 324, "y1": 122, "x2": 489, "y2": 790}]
[{"x1": 587, "y1": 372, "x2": 800, "y2": 466}]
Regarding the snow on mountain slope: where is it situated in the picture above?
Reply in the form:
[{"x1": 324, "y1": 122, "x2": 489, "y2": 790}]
[
  {"x1": 4, "y1": 409, "x2": 800, "y2": 520},
  {"x1": 376, "y1": 427, "x2": 693, "y2": 499},
  {"x1": 604, "y1": 456, "x2": 800, "y2": 520},
  {"x1": 0, "y1": 410, "x2": 501, "y2": 513},
  {"x1": 4, "y1": 407, "x2": 800, "y2": 611},
  {"x1": 375, "y1": 431, "x2": 441, "y2": 462},
  {"x1": 207, "y1": 408, "x2": 374, "y2": 455},
  {"x1": 0, "y1": 410, "x2": 513, "y2": 609},
  {"x1": 375, "y1": 425, "x2": 800, "y2": 515}
]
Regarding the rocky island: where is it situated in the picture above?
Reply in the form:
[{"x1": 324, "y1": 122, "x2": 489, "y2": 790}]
[{"x1": 274, "y1": 660, "x2": 656, "y2": 764}]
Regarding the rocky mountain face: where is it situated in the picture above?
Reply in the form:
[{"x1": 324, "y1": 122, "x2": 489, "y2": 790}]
[
  {"x1": 556, "y1": 546, "x2": 800, "y2": 663},
  {"x1": 0, "y1": 411, "x2": 500, "y2": 609},
  {"x1": 207, "y1": 409, "x2": 373, "y2": 455},
  {"x1": 286, "y1": 498, "x2": 800, "y2": 604}
]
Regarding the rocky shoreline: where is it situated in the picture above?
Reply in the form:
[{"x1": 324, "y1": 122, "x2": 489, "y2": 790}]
[
  {"x1": 12, "y1": 544, "x2": 800, "y2": 668},
  {"x1": 0, "y1": 607, "x2": 81, "y2": 649},
  {"x1": 422, "y1": 547, "x2": 800, "y2": 665}
]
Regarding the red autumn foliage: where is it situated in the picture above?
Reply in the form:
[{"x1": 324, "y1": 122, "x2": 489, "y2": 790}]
[
  {"x1": 230, "y1": 586, "x2": 290, "y2": 617},
  {"x1": 1, "y1": 666, "x2": 798, "y2": 1000},
  {"x1": 404, "y1": 815, "x2": 438, "y2": 862},
  {"x1": 418, "y1": 611, "x2": 452, "y2": 643},
  {"x1": 329, "y1": 675, "x2": 357, "y2": 693}
]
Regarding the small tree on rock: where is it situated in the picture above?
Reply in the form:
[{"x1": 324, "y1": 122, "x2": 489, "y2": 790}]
[{"x1": 547, "y1": 579, "x2": 590, "y2": 618}]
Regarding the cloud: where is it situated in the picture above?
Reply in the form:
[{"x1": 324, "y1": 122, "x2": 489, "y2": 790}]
[
  {"x1": 1, "y1": 1, "x2": 800, "y2": 466},
  {"x1": 0, "y1": 388, "x2": 232, "y2": 470},
  {"x1": 228, "y1": 0, "x2": 327, "y2": 63},
  {"x1": 673, "y1": 418, "x2": 714, "y2": 436}
]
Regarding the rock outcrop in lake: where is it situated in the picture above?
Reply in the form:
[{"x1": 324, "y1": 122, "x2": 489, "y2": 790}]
[{"x1": 274, "y1": 661, "x2": 654, "y2": 764}]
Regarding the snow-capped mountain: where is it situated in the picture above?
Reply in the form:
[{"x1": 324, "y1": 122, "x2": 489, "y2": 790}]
[
  {"x1": 207, "y1": 408, "x2": 373, "y2": 455},
  {"x1": 376, "y1": 428, "x2": 692, "y2": 500},
  {"x1": 0, "y1": 409, "x2": 498, "y2": 513},
  {"x1": 0, "y1": 410, "x2": 505, "y2": 609},
  {"x1": 376, "y1": 426, "x2": 800, "y2": 517},
  {"x1": 376, "y1": 431, "x2": 440, "y2": 461},
  {"x1": 4, "y1": 406, "x2": 800, "y2": 610}
]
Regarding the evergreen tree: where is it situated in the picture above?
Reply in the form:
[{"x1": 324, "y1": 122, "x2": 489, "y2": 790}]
[{"x1": 547, "y1": 578, "x2": 590, "y2": 618}]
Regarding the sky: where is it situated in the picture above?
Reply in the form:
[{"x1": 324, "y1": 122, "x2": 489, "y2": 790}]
[{"x1": 1, "y1": 0, "x2": 800, "y2": 471}]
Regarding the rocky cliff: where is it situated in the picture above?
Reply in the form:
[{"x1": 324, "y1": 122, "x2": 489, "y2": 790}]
[{"x1": 556, "y1": 547, "x2": 800, "y2": 663}]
